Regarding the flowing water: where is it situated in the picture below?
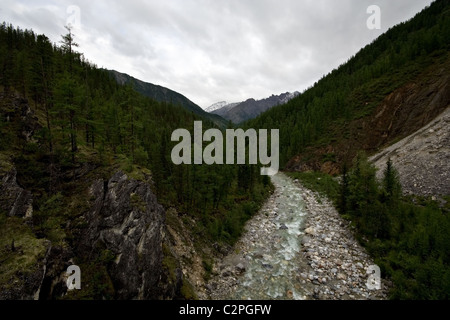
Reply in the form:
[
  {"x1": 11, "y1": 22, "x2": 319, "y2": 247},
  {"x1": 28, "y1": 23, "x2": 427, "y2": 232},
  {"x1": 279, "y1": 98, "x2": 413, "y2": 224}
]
[
  {"x1": 226, "y1": 173, "x2": 310, "y2": 300},
  {"x1": 211, "y1": 172, "x2": 388, "y2": 301}
]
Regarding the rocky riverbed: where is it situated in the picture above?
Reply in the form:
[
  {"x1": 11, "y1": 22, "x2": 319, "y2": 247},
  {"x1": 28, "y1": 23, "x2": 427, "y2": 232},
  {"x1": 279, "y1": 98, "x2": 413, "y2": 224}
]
[{"x1": 207, "y1": 173, "x2": 390, "y2": 300}]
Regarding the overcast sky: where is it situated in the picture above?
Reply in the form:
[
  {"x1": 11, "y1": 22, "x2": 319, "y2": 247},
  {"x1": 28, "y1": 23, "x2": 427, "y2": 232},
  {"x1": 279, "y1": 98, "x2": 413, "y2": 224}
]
[{"x1": 1, "y1": 0, "x2": 434, "y2": 108}]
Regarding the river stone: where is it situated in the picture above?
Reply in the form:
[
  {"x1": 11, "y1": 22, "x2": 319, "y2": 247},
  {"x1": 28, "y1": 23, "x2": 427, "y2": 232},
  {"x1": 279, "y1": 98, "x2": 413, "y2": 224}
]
[
  {"x1": 222, "y1": 270, "x2": 232, "y2": 277},
  {"x1": 280, "y1": 223, "x2": 289, "y2": 230},
  {"x1": 337, "y1": 273, "x2": 347, "y2": 280},
  {"x1": 235, "y1": 263, "x2": 246, "y2": 273},
  {"x1": 286, "y1": 290, "x2": 294, "y2": 299},
  {"x1": 301, "y1": 235, "x2": 311, "y2": 245}
]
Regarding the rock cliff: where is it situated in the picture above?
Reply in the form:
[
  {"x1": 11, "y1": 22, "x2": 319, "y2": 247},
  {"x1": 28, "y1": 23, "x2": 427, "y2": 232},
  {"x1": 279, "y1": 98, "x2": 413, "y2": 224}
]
[
  {"x1": 0, "y1": 92, "x2": 179, "y2": 300},
  {"x1": 78, "y1": 171, "x2": 166, "y2": 299}
]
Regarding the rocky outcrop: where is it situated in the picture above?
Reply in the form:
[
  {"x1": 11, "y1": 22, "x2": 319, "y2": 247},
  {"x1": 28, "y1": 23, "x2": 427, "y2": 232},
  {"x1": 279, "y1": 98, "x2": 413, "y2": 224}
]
[
  {"x1": 36, "y1": 245, "x2": 74, "y2": 300},
  {"x1": 0, "y1": 167, "x2": 33, "y2": 218},
  {"x1": 0, "y1": 93, "x2": 172, "y2": 300},
  {"x1": 1, "y1": 168, "x2": 171, "y2": 300},
  {"x1": 370, "y1": 106, "x2": 450, "y2": 198},
  {"x1": 0, "y1": 93, "x2": 41, "y2": 143},
  {"x1": 79, "y1": 171, "x2": 166, "y2": 299},
  {"x1": 0, "y1": 94, "x2": 37, "y2": 218}
]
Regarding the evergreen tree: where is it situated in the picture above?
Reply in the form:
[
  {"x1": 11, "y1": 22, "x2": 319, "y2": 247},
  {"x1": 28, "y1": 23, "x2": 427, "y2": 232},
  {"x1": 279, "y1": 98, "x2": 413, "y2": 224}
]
[
  {"x1": 338, "y1": 163, "x2": 349, "y2": 214},
  {"x1": 382, "y1": 158, "x2": 402, "y2": 205}
]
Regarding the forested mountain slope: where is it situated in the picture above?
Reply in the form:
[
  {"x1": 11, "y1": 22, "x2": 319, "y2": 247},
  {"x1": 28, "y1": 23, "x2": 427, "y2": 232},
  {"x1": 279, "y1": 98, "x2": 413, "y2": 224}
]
[
  {"x1": 248, "y1": 0, "x2": 450, "y2": 172},
  {"x1": 108, "y1": 69, "x2": 227, "y2": 128}
]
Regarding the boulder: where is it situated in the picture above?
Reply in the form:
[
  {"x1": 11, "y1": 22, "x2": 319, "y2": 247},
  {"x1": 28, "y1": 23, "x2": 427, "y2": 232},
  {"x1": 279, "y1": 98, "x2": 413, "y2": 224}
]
[{"x1": 235, "y1": 263, "x2": 246, "y2": 274}]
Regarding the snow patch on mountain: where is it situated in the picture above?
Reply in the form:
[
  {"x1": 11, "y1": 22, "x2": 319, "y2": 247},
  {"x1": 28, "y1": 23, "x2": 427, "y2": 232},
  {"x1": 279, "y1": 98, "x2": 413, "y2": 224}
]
[
  {"x1": 205, "y1": 101, "x2": 229, "y2": 113},
  {"x1": 280, "y1": 91, "x2": 301, "y2": 104}
]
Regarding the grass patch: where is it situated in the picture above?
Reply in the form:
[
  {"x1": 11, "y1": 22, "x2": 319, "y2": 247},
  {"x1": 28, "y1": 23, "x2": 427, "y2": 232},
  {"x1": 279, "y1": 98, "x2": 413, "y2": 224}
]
[
  {"x1": 130, "y1": 193, "x2": 147, "y2": 212},
  {"x1": 202, "y1": 258, "x2": 213, "y2": 282},
  {"x1": 115, "y1": 154, "x2": 152, "y2": 182},
  {"x1": 162, "y1": 243, "x2": 179, "y2": 284},
  {"x1": 180, "y1": 279, "x2": 197, "y2": 300},
  {"x1": 62, "y1": 262, "x2": 115, "y2": 300},
  {"x1": 286, "y1": 171, "x2": 339, "y2": 202},
  {"x1": 0, "y1": 151, "x2": 13, "y2": 175},
  {"x1": 0, "y1": 213, "x2": 48, "y2": 288}
]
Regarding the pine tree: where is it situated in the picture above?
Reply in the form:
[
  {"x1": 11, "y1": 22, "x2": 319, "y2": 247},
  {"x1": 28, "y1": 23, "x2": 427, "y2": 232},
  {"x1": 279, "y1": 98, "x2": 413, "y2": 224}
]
[
  {"x1": 53, "y1": 71, "x2": 84, "y2": 164},
  {"x1": 55, "y1": 27, "x2": 83, "y2": 164},
  {"x1": 60, "y1": 26, "x2": 79, "y2": 74},
  {"x1": 382, "y1": 158, "x2": 402, "y2": 205},
  {"x1": 338, "y1": 162, "x2": 349, "y2": 214}
]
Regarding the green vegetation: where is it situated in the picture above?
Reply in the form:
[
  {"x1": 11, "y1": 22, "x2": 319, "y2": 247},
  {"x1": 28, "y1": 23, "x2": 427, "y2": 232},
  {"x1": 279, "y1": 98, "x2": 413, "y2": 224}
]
[
  {"x1": 0, "y1": 152, "x2": 14, "y2": 174},
  {"x1": 108, "y1": 70, "x2": 227, "y2": 128},
  {"x1": 202, "y1": 258, "x2": 213, "y2": 281},
  {"x1": 162, "y1": 243, "x2": 198, "y2": 299},
  {"x1": 162, "y1": 243, "x2": 179, "y2": 285},
  {"x1": 0, "y1": 214, "x2": 48, "y2": 288},
  {"x1": 180, "y1": 279, "x2": 197, "y2": 300},
  {"x1": 63, "y1": 260, "x2": 115, "y2": 300},
  {"x1": 286, "y1": 171, "x2": 339, "y2": 200},
  {"x1": 0, "y1": 21, "x2": 271, "y2": 246},
  {"x1": 337, "y1": 155, "x2": 450, "y2": 299},
  {"x1": 2, "y1": 0, "x2": 448, "y2": 301}
]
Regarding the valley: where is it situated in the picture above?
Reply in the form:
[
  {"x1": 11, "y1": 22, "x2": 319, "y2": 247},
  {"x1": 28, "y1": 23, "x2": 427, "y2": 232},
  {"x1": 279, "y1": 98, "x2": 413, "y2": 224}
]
[{"x1": 1, "y1": 0, "x2": 449, "y2": 302}]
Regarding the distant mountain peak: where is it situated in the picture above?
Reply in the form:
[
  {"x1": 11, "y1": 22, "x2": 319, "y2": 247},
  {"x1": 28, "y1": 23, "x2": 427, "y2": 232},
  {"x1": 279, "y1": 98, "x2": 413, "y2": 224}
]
[{"x1": 209, "y1": 91, "x2": 300, "y2": 124}]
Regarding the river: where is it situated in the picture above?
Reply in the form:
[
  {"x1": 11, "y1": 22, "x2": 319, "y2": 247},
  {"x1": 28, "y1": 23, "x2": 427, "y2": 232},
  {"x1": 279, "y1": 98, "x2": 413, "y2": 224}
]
[
  {"x1": 231, "y1": 173, "x2": 310, "y2": 299},
  {"x1": 208, "y1": 172, "x2": 389, "y2": 300},
  {"x1": 209, "y1": 173, "x2": 313, "y2": 300}
]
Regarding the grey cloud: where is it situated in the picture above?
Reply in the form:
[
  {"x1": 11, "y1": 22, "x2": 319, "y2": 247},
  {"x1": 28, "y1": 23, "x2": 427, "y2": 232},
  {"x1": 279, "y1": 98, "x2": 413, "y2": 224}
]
[{"x1": 1, "y1": 0, "x2": 434, "y2": 108}]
